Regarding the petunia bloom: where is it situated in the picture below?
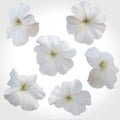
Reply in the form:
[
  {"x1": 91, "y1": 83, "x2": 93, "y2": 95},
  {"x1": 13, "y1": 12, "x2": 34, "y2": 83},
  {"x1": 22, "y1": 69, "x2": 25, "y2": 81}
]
[
  {"x1": 34, "y1": 36, "x2": 76, "y2": 76},
  {"x1": 66, "y1": 1, "x2": 106, "y2": 44},
  {"x1": 4, "y1": 69, "x2": 45, "y2": 111},
  {"x1": 7, "y1": 3, "x2": 39, "y2": 46},
  {"x1": 85, "y1": 47, "x2": 119, "y2": 89},
  {"x1": 48, "y1": 79, "x2": 91, "y2": 115}
]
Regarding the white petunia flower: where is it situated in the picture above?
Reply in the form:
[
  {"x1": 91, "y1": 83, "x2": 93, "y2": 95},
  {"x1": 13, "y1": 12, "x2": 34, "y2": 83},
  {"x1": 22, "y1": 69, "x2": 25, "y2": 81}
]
[
  {"x1": 85, "y1": 47, "x2": 119, "y2": 89},
  {"x1": 4, "y1": 69, "x2": 45, "y2": 111},
  {"x1": 66, "y1": 1, "x2": 106, "y2": 44},
  {"x1": 48, "y1": 79, "x2": 91, "y2": 115},
  {"x1": 7, "y1": 3, "x2": 39, "y2": 46},
  {"x1": 34, "y1": 36, "x2": 76, "y2": 76}
]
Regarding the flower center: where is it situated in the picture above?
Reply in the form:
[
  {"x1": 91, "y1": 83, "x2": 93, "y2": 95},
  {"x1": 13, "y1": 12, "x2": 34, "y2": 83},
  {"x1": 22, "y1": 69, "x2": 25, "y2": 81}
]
[
  {"x1": 99, "y1": 61, "x2": 106, "y2": 69},
  {"x1": 50, "y1": 51, "x2": 58, "y2": 57},
  {"x1": 82, "y1": 17, "x2": 93, "y2": 25},
  {"x1": 15, "y1": 18, "x2": 22, "y2": 26},
  {"x1": 65, "y1": 95, "x2": 72, "y2": 103},
  {"x1": 83, "y1": 18, "x2": 90, "y2": 24},
  {"x1": 20, "y1": 84, "x2": 26, "y2": 91}
]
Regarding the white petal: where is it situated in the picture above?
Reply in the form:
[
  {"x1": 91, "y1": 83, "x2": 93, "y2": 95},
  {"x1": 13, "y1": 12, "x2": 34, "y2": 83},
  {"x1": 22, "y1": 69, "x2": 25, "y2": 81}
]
[
  {"x1": 85, "y1": 47, "x2": 101, "y2": 68},
  {"x1": 64, "y1": 102, "x2": 86, "y2": 115},
  {"x1": 22, "y1": 14, "x2": 36, "y2": 25},
  {"x1": 19, "y1": 93, "x2": 39, "y2": 111},
  {"x1": 8, "y1": 8, "x2": 17, "y2": 21},
  {"x1": 61, "y1": 81, "x2": 72, "y2": 95},
  {"x1": 24, "y1": 23, "x2": 39, "y2": 36},
  {"x1": 39, "y1": 59, "x2": 57, "y2": 76},
  {"x1": 107, "y1": 60, "x2": 119, "y2": 73},
  {"x1": 80, "y1": 1, "x2": 91, "y2": 16},
  {"x1": 48, "y1": 86, "x2": 65, "y2": 108},
  {"x1": 66, "y1": 16, "x2": 81, "y2": 34},
  {"x1": 75, "y1": 91, "x2": 91, "y2": 105},
  {"x1": 60, "y1": 49, "x2": 76, "y2": 58},
  {"x1": 8, "y1": 68, "x2": 20, "y2": 87},
  {"x1": 72, "y1": 1, "x2": 91, "y2": 20},
  {"x1": 47, "y1": 36, "x2": 60, "y2": 49},
  {"x1": 56, "y1": 58, "x2": 73, "y2": 74},
  {"x1": 8, "y1": 27, "x2": 28, "y2": 46},
  {"x1": 27, "y1": 84, "x2": 45, "y2": 100},
  {"x1": 4, "y1": 88, "x2": 20, "y2": 106},
  {"x1": 90, "y1": 7, "x2": 106, "y2": 23},
  {"x1": 36, "y1": 36, "x2": 51, "y2": 48},
  {"x1": 17, "y1": 3, "x2": 30, "y2": 19},
  {"x1": 50, "y1": 86, "x2": 64, "y2": 97},
  {"x1": 71, "y1": 79, "x2": 82, "y2": 94},
  {"x1": 88, "y1": 69, "x2": 105, "y2": 88},
  {"x1": 103, "y1": 70, "x2": 117, "y2": 89},
  {"x1": 74, "y1": 28, "x2": 94, "y2": 44},
  {"x1": 89, "y1": 23, "x2": 106, "y2": 39}
]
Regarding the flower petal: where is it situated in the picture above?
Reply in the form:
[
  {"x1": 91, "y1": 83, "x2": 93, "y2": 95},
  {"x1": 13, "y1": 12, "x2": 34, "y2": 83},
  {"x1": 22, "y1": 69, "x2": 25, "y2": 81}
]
[
  {"x1": 66, "y1": 16, "x2": 81, "y2": 34},
  {"x1": 72, "y1": 1, "x2": 91, "y2": 20},
  {"x1": 24, "y1": 23, "x2": 39, "y2": 36},
  {"x1": 71, "y1": 79, "x2": 82, "y2": 94},
  {"x1": 7, "y1": 68, "x2": 20, "y2": 87},
  {"x1": 8, "y1": 27, "x2": 28, "y2": 46},
  {"x1": 103, "y1": 70, "x2": 117, "y2": 89},
  {"x1": 39, "y1": 59, "x2": 57, "y2": 76},
  {"x1": 75, "y1": 91, "x2": 91, "y2": 105},
  {"x1": 85, "y1": 47, "x2": 101, "y2": 68},
  {"x1": 56, "y1": 58, "x2": 73, "y2": 74},
  {"x1": 48, "y1": 86, "x2": 65, "y2": 108},
  {"x1": 88, "y1": 69, "x2": 105, "y2": 88},
  {"x1": 17, "y1": 3, "x2": 30, "y2": 19},
  {"x1": 19, "y1": 93, "x2": 39, "y2": 111},
  {"x1": 60, "y1": 49, "x2": 76, "y2": 58},
  {"x1": 61, "y1": 81, "x2": 72, "y2": 95},
  {"x1": 27, "y1": 84, "x2": 45, "y2": 100},
  {"x1": 89, "y1": 23, "x2": 106, "y2": 39},
  {"x1": 64, "y1": 102, "x2": 86, "y2": 115},
  {"x1": 22, "y1": 14, "x2": 36, "y2": 25},
  {"x1": 4, "y1": 88, "x2": 20, "y2": 106}
]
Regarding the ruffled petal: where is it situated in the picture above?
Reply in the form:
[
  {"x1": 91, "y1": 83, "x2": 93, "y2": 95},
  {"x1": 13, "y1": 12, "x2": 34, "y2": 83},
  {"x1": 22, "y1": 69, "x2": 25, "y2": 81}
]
[
  {"x1": 17, "y1": 3, "x2": 30, "y2": 19},
  {"x1": 71, "y1": 79, "x2": 82, "y2": 94},
  {"x1": 85, "y1": 47, "x2": 101, "y2": 68},
  {"x1": 7, "y1": 68, "x2": 20, "y2": 87},
  {"x1": 75, "y1": 91, "x2": 91, "y2": 105},
  {"x1": 4, "y1": 88, "x2": 20, "y2": 106},
  {"x1": 72, "y1": 1, "x2": 91, "y2": 20},
  {"x1": 24, "y1": 23, "x2": 39, "y2": 36},
  {"x1": 22, "y1": 14, "x2": 36, "y2": 25},
  {"x1": 60, "y1": 49, "x2": 76, "y2": 58},
  {"x1": 103, "y1": 70, "x2": 117, "y2": 89},
  {"x1": 61, "y1": 81, "x2": 72, "y2": 95},
  {"x1": 66, "y1": 16, "x2": 81, "y2": 34},
  {"x1": 27, "y1": 84, "x2": 45, "y2": 100},
  {"x1": 88, "y1": 69, "x2": 105, "y2": 88},
  {"x1": 55, "y1": 58, "x2": 73, "y2": 74},
  {"x1": 19, "y1": 92, "x2": 39, "y2": 111},
  {"x1": 39, "y1": 59, "x2": 57, "y2": 76}
]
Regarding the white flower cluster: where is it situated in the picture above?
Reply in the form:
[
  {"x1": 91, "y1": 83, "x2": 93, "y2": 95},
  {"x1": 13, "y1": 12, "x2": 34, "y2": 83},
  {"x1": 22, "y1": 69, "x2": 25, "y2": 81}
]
[{"x1": 4, "y1": 1, "x2": 119, "y2": 116}]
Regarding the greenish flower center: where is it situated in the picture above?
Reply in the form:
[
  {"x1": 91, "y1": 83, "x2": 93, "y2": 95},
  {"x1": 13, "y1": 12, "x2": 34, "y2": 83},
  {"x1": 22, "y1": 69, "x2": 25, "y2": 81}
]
[
  {"x1": 99, "y1": 61, "x2": 106, "y2": 69},
  {"x1": 65, "y1": 96, "x2": 72, "y2": 102},
  {"x1": 15, "y1": 18, "x2": 22, "y2": 25},
  {"x1": 20, "y1": 84, "x2": 26, "y2": 91},
  {"x1": 83, "y1": 18, "x2": 90, "y2": 24},
  {"x1": 82, "y1": 17, "x2": 93, "y2": 25},
  {"x1": 50, "y1": 51, "x2": 58, "y2": 57}
]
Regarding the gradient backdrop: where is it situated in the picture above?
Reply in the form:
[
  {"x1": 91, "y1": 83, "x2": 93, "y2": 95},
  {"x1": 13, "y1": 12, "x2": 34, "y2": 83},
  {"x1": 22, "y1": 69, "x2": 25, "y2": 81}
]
[{"x1": 0, "y1": 0, "x2": 120, "y2": 120}]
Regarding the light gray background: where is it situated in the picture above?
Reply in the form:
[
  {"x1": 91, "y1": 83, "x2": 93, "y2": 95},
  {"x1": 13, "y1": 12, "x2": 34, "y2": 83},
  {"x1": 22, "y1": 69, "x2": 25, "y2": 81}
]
[{"x1": 0, "y1": 0, "x2": 120, "y2": 120}]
